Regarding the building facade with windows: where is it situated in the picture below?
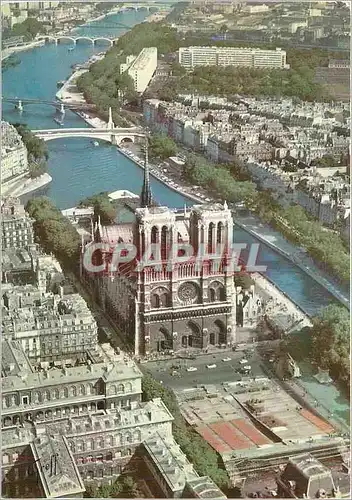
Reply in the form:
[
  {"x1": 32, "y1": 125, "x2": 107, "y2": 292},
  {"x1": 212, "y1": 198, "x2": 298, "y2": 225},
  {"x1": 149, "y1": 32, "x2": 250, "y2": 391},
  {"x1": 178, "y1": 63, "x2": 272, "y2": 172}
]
[
  {"x1": 2, "y1": 290, "x2": 98, "y2": 361},
  {"x1": 1, "y1": 198, "x2": 34, "y2": 250},
  {"x1": 178, "y1": 46, "x2": 289, "y2": 69},
  {"x1": 120, "y1": 47, "x2": 158, "y2": 93},
  {"x1": 1, "y1": 122, "x2": 29, "y2": 183}
]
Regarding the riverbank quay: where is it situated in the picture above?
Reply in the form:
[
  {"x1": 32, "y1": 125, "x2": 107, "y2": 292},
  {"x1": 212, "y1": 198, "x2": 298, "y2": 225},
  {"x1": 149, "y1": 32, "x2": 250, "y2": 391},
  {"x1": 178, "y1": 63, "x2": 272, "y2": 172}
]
[
  {"x1": 236, "y1": 215, "x2": 349, "y2": 309},
  {"x1": 56, "y1": 68, "x2": 88, "y2": 102},
  {"x1": 2, "y1": 173, "x2": 52, "y2": 198},
  {"x1": 252, "y1": 271, "x2": 312, "y2": 329},
  {"x1": 1, "y1": 39, "x2": 45, "y2": 61}
]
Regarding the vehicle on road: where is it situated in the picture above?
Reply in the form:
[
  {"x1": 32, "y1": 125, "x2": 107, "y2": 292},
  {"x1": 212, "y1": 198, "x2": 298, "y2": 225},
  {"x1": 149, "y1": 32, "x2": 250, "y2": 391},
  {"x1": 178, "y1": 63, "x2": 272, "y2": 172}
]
[
  {"x1": 187, "y1": 366, "x2": 197, "y2": 372},
  {"x1": 243, "y1": 365, "x2": 252, "y2": 371},
  {"x1": 222, "y1": 357, "x2": 232, "y2": 362},
  {"x1": 240, "y1": 359, "x2": 248, "y2": 364},
  {"x1": 206, "y1": 364, "x2": 217, "y2": 369}
]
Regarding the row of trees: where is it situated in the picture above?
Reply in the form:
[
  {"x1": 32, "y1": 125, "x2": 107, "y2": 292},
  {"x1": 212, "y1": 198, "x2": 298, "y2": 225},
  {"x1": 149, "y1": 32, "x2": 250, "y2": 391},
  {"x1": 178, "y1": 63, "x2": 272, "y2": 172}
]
[
  {"x1": 284, "y1": 304, "x2": 350, "y2": 390},
  {"x1": 182, "y1": 153, "x2": 257, "y2": 204},
  {"x1": 252, "y1": 195, "x2": 350, "y2": 283},
  {"x1": 25, "y1": 197, "x2": 81, "y2": 269},
  {"x1": 13, "y1": 123, "x2": 48, "y2": 178},
  {"x1": 142, "y1": 373, "x2": 230, "y2": 489}
]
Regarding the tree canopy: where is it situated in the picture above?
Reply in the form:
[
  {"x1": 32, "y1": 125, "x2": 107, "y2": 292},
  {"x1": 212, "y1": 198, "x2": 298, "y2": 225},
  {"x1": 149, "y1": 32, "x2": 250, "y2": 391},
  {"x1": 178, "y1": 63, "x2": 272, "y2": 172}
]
[
  {"x1": 284, "y1": 304, "x2": 350, "y2": 390},
  {"x1": 12, "y1": 123, "x2": 48, "y2": 178},
  {"x1": 26, "y1": 197, "x2": 81, "y2": 269},
  {"x1": 79, "y1": 192, "x2": 117, "y2": 225},
  {"x1": 183, "y1": 154, "x2": 257, "y2": 204},
  {"x1": 149, "y1": 134, "x2": 177, "y2": 160},
  {"x1": 2, "y1": 18, "x2": 46, "y2": 42},
  {"x1": 252, "y1": 195, "x2": 350, "y2": 283}
]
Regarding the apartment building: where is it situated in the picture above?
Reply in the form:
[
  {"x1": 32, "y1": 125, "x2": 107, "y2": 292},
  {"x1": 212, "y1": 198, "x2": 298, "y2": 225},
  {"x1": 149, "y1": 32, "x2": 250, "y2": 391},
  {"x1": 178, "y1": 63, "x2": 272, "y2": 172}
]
[
  {"x1": 1, "y1": 198, "x2": 34, "y2": 250},
  {"x1": 120, "y1": 47, "x2": 157, "y2": 93},
  {"x1": 1, "y1": 339, "x2": 174, "y2": 497},
  {"x1": 1, "y1": 122, "x2": 28, "y2": 183},
  {"x1": 2, "y1": 288, "x2": 98, "y2": 361},
  {"x1": 178, "y1": 46, "x2": 289, "y2": 69},
  {"x1": 141, "y1": 433, "x2": 227, "y2": 498}
]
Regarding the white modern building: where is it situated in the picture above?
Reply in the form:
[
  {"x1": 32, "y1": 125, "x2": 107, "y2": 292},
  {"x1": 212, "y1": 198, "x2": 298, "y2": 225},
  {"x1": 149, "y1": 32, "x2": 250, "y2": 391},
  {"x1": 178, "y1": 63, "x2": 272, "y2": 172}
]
[
  {"x1": 178, "y1": 46, "x2": 289, "y2": 70},
  {"x1": 1, "y1": 122, "x2": 29, "y2": 183},
  {"x1": 120, "y1": 47, "x2": 158, "y2": 93}
]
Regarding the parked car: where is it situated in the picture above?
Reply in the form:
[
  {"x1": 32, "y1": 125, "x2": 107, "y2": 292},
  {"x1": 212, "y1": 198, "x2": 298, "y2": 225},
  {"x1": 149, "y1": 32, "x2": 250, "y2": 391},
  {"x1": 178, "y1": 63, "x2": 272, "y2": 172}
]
[
  {"x1": 187, "y1": 366, "x2": 197, "y2": 372},
  {"x1": 206, "y1": 364, "x2": 217, "y2": 369}
]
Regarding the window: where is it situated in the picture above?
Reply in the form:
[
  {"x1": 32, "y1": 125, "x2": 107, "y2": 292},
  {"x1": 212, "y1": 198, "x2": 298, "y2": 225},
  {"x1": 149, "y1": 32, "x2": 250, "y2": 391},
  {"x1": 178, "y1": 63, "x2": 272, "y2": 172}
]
[
  {"x1": 22, "y1": 396, "x2": 29, "y2": 405},
  {"x1": 2, "y1": 454, "x2": 9, "y2": 465}
]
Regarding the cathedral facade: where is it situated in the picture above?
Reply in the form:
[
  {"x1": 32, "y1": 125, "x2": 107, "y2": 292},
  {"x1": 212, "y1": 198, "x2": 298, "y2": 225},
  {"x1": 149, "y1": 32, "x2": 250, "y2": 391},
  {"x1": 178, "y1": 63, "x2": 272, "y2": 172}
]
[{"x1": 82, "y1": 144, "x2": 237, "y2": 356}]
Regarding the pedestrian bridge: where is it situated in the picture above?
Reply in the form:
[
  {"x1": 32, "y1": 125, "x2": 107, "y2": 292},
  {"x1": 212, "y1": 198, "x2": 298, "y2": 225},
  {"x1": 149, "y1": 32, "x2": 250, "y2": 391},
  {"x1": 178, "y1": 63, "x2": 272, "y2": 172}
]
[
  {"x1": 34, "y1": 127, "x2": 146, "y2": 145},
  {"x1": 37, "y1": 35, "x2": 118, "y2": 47}
]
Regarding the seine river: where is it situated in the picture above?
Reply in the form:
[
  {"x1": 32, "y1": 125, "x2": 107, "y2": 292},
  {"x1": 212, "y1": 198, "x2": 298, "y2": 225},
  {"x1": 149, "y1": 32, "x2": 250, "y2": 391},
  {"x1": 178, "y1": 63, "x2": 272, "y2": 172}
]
[{"x1": 2, "y1": 7, "x2": 349, "y2": 425}]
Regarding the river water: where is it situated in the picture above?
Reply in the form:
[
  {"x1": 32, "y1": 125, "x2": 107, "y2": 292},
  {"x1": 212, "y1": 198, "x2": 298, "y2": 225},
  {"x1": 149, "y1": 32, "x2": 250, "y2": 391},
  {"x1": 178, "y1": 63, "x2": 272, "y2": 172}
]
[{"x1": 2, "y1": 9, "x2": 349, "y2": 423}]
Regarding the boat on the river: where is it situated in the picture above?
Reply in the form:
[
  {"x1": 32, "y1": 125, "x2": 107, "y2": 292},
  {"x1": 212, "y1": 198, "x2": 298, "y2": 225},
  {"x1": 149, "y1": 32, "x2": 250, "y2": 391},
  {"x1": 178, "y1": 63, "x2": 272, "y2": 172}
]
[
  {"x1": 92, "y1": 141, "x2": 99, "y2": 147},
  {"x1": 68, "y1": 47, "x2": 75, "y2": 52},
  {"x1": 56, "y1": 80, "x2": 65, "y2": 88}
]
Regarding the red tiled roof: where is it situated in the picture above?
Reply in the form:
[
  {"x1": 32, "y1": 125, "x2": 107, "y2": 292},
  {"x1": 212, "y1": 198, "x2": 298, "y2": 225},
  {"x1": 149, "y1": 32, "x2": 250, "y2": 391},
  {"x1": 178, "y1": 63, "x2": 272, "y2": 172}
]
[
  {"x1": 300, "y1": 409, "x2": 335, "y2": 433},
  {"x1": 230, "y1": 418, "x2": 271, "y2": 446},
  {"x1": 196, "y1": 426, "x2": 232, "y2": 454},
  {"x1": 100, "y1": 224, "x2": 133, "y2": 244},
  {"x1": 209, "y1": 421, "x2": 252, "y2": 450}
]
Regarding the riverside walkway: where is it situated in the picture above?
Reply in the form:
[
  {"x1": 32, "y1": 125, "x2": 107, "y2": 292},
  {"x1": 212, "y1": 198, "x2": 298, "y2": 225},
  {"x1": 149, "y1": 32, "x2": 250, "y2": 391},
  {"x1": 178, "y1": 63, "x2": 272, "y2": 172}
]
[{"x1": 235, "y1": 214, "x2": 349, "y2": 309}]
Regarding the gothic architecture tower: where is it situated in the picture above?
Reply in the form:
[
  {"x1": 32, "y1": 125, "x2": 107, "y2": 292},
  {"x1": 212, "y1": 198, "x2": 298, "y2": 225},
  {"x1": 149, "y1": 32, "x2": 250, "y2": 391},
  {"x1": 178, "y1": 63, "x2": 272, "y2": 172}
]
[
  {"x1": 133, "y1": 200, "x2": 236, "y2": 355},
  {"x1": 82, "y1": 141, "x2": 236, "y2": 356}
]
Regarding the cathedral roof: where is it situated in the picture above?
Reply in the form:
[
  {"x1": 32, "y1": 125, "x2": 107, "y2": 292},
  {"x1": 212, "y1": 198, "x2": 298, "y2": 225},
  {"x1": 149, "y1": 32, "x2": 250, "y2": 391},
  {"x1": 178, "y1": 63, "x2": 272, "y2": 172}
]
[{"x1": 99, "y1": 223, "x2": 134, "y2": 244}]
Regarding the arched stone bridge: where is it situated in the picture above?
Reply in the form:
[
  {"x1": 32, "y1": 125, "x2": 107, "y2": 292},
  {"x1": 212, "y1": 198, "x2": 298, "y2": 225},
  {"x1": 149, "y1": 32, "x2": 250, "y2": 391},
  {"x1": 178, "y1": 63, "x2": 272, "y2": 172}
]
[
  {"x1": 37, "y1": 35, "x2": 118, "y2": 47},
  {"x1": 34, "y1": 127, "x2": 146, "y2": 145}
]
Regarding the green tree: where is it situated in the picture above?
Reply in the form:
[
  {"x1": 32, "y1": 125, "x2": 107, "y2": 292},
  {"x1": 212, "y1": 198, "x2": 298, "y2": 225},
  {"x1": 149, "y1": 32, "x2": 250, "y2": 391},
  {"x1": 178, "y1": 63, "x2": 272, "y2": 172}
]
[
  {"x1": 12, "y1": 123, "x2": 49, "y2": 177},
  {"x1": 10, "y1": 18, "x2": 46, "y2": 41},
  {"x1": 284, "y1": 305, "x2": 350, "y2": 389},
  {"x1": 79, "y1": 192, "x2": 116, "y2": 225},
  {"x1": 149, "y1": 134, "x2": 177, "y2": 160},
  {"x1": 26, "y1": 197, "x2": 81, "y2": 269}
]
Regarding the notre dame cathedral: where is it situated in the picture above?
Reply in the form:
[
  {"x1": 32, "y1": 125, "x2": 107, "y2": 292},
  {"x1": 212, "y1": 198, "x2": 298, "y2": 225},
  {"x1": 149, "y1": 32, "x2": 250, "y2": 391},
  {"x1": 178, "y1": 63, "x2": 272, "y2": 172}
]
[{"x1": 81, "y1": 145, "x2": 237, "y2": 356}]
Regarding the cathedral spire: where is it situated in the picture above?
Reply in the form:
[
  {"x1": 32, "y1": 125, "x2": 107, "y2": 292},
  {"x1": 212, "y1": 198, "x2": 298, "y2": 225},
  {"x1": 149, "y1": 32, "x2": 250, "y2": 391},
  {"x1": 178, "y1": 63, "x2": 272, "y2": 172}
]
[{"x1": 140, "y1": 136, "x2": 152, "y2": 208}]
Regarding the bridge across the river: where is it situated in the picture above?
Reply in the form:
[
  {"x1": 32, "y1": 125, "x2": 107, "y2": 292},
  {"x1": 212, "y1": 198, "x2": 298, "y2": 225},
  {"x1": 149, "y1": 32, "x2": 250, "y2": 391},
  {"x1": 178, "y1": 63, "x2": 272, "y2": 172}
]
[
  {"x1": 37, "y1": 35, "x2": 119, "y2": 47},
  {"x1": 34, "y1": 127, "x2": 146, "y2": 145},
  {"x1": 2, "y1": 97, "x2": 95, "y2": 111}
]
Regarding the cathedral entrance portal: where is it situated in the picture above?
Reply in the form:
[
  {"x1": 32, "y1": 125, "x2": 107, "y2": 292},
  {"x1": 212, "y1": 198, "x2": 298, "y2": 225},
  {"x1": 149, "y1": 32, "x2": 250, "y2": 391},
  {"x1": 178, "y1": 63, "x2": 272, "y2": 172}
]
[
  {"x1": 209, "y1": 320, "x2": 227, "y2": 346},
  {"x1": 182, "y1": 321, "x2": 202, "y2": 349},
  {"x1": 156, "y1": 327, "x2": 173, "y2": 352}
]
